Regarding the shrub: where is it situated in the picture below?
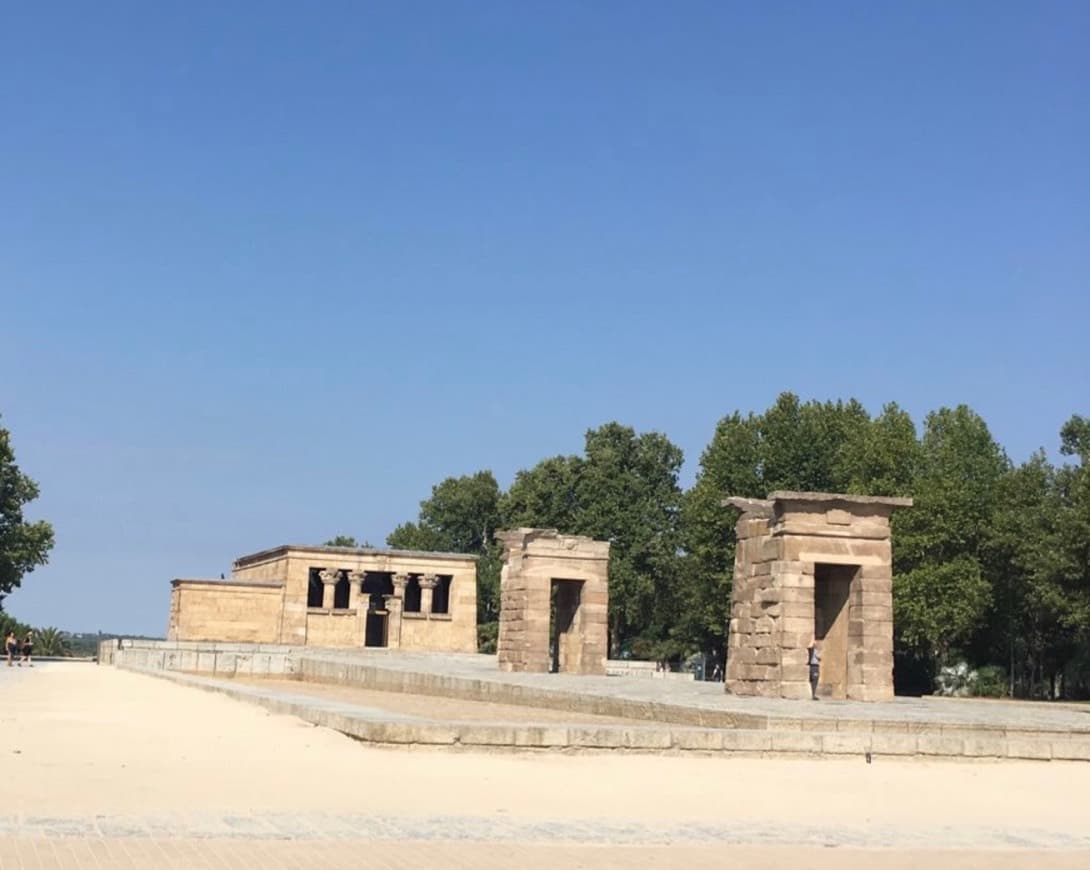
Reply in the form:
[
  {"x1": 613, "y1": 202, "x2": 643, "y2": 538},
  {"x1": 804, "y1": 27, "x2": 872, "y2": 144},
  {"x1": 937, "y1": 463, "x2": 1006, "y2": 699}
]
[{"x1": 971, "y1": 665, "x2": 1008, "y2": 697}]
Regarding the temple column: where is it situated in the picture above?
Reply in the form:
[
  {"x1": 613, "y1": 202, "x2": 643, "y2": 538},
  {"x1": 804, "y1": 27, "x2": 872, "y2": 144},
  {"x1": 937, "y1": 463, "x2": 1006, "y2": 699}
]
[
  {"x1": 384, "y1": 594, "x2": 403, "y2": 648},
  {"x1": 348, "y1": 571, "x2": 366, "y2": 610},
  {"x1": 419, "y1": 574, "x2": 438, "y2": 615},
  {"x1": 318, "y1": 569, "x2": 339, "y2": 609},
  {"x1": 392, "y1": 573, "x2": 409, "y2": 601},
  {"x1": 348, "y1": 571, "x2": 368, "y2": 645}
]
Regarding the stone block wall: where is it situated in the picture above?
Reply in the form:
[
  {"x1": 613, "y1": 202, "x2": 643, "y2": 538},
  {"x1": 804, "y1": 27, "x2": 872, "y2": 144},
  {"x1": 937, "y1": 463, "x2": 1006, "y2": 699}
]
[{"x1": 168, "y1": 579, "x2": 285, "y2": 644}]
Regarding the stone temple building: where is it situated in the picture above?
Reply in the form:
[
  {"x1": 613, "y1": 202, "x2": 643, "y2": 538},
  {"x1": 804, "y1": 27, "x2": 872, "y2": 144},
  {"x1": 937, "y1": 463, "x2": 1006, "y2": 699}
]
[
  {"x1": 724, "y1": 492, "x2": 912, "y2": 701},
  {"x1": 496, "y1": 529, "x2": 610, "y2": 675},
  {"x1": 168, "y1": 544, "x2": 478, "y2": 652}
]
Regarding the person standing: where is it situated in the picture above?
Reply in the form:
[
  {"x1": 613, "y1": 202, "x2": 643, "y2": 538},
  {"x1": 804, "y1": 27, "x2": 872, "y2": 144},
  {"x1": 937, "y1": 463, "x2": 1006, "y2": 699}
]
[
  {"x1": 807, "y1": 637, "x2": 822, "y2": 700},
  {"x1": 21, "y1": 630, "x2": 34, "y2": 667},
  {"x1": 5, "y1": 631, "x2": 17, "y2": 667}
]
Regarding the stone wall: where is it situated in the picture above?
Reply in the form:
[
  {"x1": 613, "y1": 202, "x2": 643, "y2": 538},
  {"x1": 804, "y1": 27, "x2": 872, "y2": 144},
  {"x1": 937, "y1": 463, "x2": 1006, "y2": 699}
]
[
  {"x1": 168, "y1": 579, "x2": 285, "y2": 644},
  {"x1": 304, "y1": 610, "x2": 360, "y2": 647},
  {"x1": 100, "y1": 638, "x2": 298, "y2": 676}
]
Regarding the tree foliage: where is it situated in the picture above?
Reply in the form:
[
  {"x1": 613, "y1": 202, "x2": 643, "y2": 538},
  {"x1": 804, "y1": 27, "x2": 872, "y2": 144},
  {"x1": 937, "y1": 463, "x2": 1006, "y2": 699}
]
[
  {"x1": 500, "y1": 423, "x2": 685, "y2": 656},
  {"x1": 387, "y1": 471, "x2": 503, "y2": 647},
  {"x1": 324, "y1": 535, "x2": 374, "y2": 548},
  {"x1": 0, "y1": 417, "x2": 54, "y2": 607},
  {"x1": 892, "y1": 406, "x2": 1008, "y2": 662}
]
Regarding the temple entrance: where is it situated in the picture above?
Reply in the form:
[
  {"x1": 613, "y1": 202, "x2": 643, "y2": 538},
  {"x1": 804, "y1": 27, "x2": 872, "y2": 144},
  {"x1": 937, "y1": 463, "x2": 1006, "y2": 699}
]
[
  {"x1": 364, "y1": 610, "x2": 387, "y2": 647},
  {"x1": 814, "y1": 563, "x2": 857, "y2": 699},
  {"x1": 361, "y1": 572, "x2": 393, "y2": 648},
  {"x1": 549, "y1": 579, "x2": 585, "y2": 674}
]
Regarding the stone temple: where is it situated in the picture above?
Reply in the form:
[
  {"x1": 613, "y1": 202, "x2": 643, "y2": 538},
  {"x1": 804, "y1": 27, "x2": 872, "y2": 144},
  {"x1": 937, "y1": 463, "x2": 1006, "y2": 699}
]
[
  {"x1": 724, "y1": 492, "x2": 912, "y2": 701},
  {"x1": 169, "y1": 544, "x2": 478, "y2": 653}
]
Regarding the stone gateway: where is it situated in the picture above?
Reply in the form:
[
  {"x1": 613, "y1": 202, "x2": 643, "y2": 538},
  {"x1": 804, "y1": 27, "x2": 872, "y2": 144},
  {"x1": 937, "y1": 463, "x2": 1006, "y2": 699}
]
[
  {"x1": 724, "y1": 492, "x2": 912, "y2": 701},
  {"x1": 496, "y1": 529, "x2": 610, "y2": 675}
]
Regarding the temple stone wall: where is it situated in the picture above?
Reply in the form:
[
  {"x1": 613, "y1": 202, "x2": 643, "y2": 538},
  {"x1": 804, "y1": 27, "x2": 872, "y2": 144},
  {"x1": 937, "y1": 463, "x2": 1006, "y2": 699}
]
[
  {"x1": 496, "y1": 529, "x2": 610, "y2": 675},
  {"x1": 725, "y1": 492, "x2": 911, "y2": 702},
  {"x1": 304, "y1": 610, "x2": 359, "y2": 647},
  {"x1": 168, "y1": 580, "x2": 285, "y2": 644}
]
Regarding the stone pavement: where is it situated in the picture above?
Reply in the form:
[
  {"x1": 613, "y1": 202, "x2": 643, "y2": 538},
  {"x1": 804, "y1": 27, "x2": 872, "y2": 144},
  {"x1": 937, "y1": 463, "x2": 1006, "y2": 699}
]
[
  {"x1": 3, "y1": 663, "x2": 1089, "y2": 869},
  {"x1": 304, "y1": 649, "x2": 1090, "y2": 731}
]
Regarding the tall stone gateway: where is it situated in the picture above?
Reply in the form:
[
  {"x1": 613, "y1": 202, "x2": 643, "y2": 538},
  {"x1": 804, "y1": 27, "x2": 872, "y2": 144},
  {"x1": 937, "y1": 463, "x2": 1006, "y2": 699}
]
[
  {"x1": 724, "y1": 492, "x2": 912, "y2": 701},
  {"x1": 496, "y1": 529, "x2": 610, "y2": 675}
]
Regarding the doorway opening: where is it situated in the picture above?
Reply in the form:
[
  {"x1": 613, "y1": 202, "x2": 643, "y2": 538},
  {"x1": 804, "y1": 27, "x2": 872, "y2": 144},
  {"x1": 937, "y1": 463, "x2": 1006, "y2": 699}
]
[
  {"x1": 549, "y1": 579, "x2": 585, "y2": 674},
  {"x1": 360, "y1": 572, "x2": 393, "y2": 648},
  {"x1": 813, "y1": 563, "x2": 858, "y2": 699}
]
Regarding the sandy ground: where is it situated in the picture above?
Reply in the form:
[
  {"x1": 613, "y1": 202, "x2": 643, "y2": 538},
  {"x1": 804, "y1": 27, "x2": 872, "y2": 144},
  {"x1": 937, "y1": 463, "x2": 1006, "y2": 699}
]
[
  {"x1": 1, "y1": 663, "x2": 1088, "y2": 869},
  {"x1": 233, "y1": 675, "x2": 645, "y2": 723}
]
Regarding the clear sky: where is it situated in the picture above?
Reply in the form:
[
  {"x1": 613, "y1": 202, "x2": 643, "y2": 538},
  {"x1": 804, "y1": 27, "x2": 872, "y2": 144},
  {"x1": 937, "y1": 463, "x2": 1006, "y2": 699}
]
[{"x1": 2, "y1": 2, "x2": 1087, "y2": 635}]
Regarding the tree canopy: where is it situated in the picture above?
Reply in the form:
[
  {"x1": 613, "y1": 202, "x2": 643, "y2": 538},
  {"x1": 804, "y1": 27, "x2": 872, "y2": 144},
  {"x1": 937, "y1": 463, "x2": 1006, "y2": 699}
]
[{"x1": 0, "y1": 417, "x2": 54, "y2": 608}]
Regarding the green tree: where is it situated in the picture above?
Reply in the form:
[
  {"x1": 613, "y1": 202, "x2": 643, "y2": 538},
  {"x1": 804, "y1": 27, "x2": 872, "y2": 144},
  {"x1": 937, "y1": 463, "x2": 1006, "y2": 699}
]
[
  {"x1": 677, "y1": 412, "x2": 761, "y2": 656},
  {"x1": 388, "y1": 471, "x2": 502, "y2": 554},
  {"x1": 893, "y1": 406, "x2": 1008, "y2": 665},
  {"x1": 387, "y1": 471, "x2": 503, "y2": 648},
  {"x1": 985, "y1": 451, "x2": 1082, "y2": 697},
  {"x1": 758, "y1": 394, "x2": 870, "y2": 493},
  {"x1": 501, "y1": 424, "x2": 684, "y2": 657},
  {"x1": 34, "y1": 626, "x2": 70, "y2": 657},
  {"x1": 1, "y1": 417, "x2": 55, "y2": 608},
  {"x1": 324, "y1": 535, "x2": 373, "y2": 548},
  {"x1": 0, "y1": 611, "x2": 30, "y2": 641},
  {"x1": 838, "y1": 403, "x2": 920, "y2": 497},
  {"x1": 501, "y1": 456, "x2": 582, "y2": 532}
]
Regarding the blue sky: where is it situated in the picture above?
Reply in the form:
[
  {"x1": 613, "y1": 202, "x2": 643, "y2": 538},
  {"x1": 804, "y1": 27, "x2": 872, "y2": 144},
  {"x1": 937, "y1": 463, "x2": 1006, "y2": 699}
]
[{"x1": 2, "y1": 2, "x2": 1087, "y2": 634}]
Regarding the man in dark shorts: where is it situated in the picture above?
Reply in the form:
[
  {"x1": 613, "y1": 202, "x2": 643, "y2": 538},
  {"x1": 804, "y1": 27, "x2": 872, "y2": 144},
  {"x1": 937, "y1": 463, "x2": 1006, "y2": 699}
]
[
  {"x1": 5, "y1": 631, "x2": 17, "y2": 667},
  {"x1": 21, "y1": 630, "x2": 34, "y2": 667}
]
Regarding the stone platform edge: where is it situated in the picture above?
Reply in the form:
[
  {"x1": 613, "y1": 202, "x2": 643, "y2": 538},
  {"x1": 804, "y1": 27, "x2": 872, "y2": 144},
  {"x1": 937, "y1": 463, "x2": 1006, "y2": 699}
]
[
  {"x1": 112, "y1": 662, "x2": 1090, "y2": 762},
  {"x1": 293, "y1": 655, "x2": 1090, "y2": 744}
]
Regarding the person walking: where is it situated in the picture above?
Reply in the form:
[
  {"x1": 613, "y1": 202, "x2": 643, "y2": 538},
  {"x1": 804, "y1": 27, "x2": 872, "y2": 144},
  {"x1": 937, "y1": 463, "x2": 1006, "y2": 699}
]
[
  {"x1": 807, "y1": 637, "x2": 822, "y2": 700},
  {"x1": 21, "y1": 630, "x2": 34, "y2": 667},
  {"x1": 5, "y1": 631, "x2": 17, "y2": 667}
]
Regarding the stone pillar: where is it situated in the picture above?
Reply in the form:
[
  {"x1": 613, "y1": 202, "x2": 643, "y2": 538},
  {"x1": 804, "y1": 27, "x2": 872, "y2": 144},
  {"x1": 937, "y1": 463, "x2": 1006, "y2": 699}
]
[
  {"x1": 347, "y1": 571, "x2": 364, "y2": 611},
  {"x1": 419, "y1": 574, "x2": 438, "y2": 614},
  {"x1": 392, "y1": 573, "x2": 409, "y2": 600},
  {"x1": 384, "y1": 594, "x2": 403, "y2": 648},
  {"x1": 348, "y1": 571, "x2": 368, "y2": 646},
  {"x1": 318, "y1": 568, "x2": 339, "y2": 609}
]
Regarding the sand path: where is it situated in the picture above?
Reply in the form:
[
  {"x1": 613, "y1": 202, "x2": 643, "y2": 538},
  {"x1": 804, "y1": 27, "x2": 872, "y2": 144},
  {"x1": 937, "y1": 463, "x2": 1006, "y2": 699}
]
[{"x1": 1, "y1": 662, "x2": 1087, "y2": 868}]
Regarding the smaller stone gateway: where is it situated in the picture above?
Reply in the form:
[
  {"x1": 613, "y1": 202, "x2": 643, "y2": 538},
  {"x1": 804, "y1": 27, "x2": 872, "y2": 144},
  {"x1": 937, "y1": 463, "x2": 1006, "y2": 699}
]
[
  {"x1": 496, "y1": 529, "x2": 609, "y2": 675},
  {"x1": 724, "y1": 492, "x2": 912, "y2": 701}
]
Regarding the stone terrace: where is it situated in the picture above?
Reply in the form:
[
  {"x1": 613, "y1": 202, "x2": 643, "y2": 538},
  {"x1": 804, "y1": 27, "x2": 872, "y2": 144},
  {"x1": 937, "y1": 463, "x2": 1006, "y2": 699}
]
[{"x1": 104, "y1": 642, "x2": 1090, "y2": 759}]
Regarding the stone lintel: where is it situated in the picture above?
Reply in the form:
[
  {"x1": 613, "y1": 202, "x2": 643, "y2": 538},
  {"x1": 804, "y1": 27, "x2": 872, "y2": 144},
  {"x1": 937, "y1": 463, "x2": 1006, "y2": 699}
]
[
  {"x1": 172, "y1": 578, "x2": 284, "y2": 589},
  {"x1": 767, "y1": 491, "x2": 913, "y2": 509},
  {"x1": 722, "y1": 497, "x2": 774, "y2": 517},
  {"x1": 495, "y1": 528, "x2": 611, "y2": 560}
]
